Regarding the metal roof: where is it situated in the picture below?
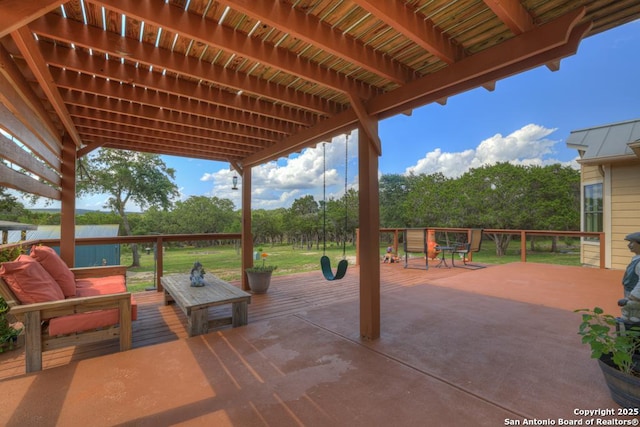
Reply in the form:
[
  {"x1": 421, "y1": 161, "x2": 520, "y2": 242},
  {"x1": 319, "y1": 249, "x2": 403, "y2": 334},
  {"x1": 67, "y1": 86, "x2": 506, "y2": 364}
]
[
  {"x1": 0, "y1": 220, "x2": 37, "y2": 231},
  {"x1": 566, "y1": 118, "x2": 640, "y2": 164},
  {"x1": 6, "y1": 224, "x2": 119, "y2": 243}
]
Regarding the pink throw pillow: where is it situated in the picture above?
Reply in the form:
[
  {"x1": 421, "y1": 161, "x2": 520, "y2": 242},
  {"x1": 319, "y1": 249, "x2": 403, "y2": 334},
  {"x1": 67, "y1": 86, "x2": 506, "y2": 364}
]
[
  {"x1": 0, "y1": 255, "x2": 64, "y2": 304},
  {"x1": 30, "y1": 245, "x2": 76, "y2": 297}
]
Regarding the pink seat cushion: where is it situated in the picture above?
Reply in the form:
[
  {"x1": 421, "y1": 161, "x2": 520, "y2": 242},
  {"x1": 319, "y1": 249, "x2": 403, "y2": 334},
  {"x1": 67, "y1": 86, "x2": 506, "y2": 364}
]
[
  {"x1": 0, "y1": 255, "x2": 64, "y2": 304},
  {"x1": 76, "y1": 276, "x2": 137, "y2": 320},
  {"x1": 48, "y1": 294, "x2": 138, "y2": 336},
  {"x1": 30, "y1": 245, "x2": 76, "y2": 297},
  {"x1": 75, "y1": 275, "x2": 127, "y2": 296},
  {"x1": 49, "y1": 308, "x2": 121, "y2": 336}
]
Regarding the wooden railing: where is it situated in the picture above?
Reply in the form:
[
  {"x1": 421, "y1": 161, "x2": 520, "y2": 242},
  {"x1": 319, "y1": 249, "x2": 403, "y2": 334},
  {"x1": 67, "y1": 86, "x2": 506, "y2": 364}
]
[
  {"x1": 0, "y1": 233, "x2": 241, "y2": 291},
  {"x1": 1, "y1": 229, "x2": 606, "y2": 289},
  {"x1": 357, "y1": 228, "x2": 606, "y2": 269}
]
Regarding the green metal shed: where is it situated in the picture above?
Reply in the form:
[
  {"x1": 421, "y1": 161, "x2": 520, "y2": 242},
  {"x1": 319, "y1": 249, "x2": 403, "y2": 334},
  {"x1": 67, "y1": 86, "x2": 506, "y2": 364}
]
[{"x1": 7, "y1": 224, "x2": 121, "y2": 267}]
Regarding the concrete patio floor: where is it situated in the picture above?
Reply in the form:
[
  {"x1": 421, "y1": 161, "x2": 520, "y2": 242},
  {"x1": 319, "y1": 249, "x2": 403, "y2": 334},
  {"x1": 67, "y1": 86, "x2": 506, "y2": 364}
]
[{"x1": 0, "y1": 262, "x2": 633, "y2": 426}]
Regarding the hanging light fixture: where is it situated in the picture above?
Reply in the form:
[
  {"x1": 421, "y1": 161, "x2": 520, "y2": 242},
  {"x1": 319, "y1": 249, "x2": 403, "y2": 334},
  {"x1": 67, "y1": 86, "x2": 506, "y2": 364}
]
[{"x1": 232, "y1": 174, "x2": 238, "y2": 190}]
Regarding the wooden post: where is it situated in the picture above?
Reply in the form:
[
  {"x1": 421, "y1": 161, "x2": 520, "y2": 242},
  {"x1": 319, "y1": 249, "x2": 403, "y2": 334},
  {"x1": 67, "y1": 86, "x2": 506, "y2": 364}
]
[
  {"x1": 355, "y1": 228, "x2": 360, "y2": 266},
  {"x1": 59, "y1": 135, "x2": 76, "y2": 267},
  {"x1": 241, "y1": 166, "x2": 253, "y2": 291},
  {"x1": 156, "y1": 236, "x2": 164, "y2": 291},
  {"x1": 599, "y1": 232, "x2": 605, "y2": 269},
  {"x1": 358, "y1": 124, "x2": 380, "y2": 340},
  {"x1": 393, "y1": 229, "x2": 399, "y2": 256},
  {"x1": 520, "y1": 230, "x2": 526, "y2": 262}
]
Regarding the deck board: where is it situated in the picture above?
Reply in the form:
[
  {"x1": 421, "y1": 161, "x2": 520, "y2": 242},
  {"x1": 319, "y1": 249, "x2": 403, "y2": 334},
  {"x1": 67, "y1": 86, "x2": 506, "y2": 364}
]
[{"x1": 0, "y1": 263, "x2": 471, "y2": 379}]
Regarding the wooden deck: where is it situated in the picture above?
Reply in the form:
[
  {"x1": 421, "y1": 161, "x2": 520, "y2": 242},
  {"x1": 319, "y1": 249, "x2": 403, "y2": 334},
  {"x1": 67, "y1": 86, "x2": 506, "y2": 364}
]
[
  {"x1": 0, "y1": 260, "x2": 625, "y2": 381},
  {"x1": 1, "y1": 262, "x2": 632, "y2": 426},
  {"x1": 0, "y1": 262, "x2": 467, "y2": 379}
]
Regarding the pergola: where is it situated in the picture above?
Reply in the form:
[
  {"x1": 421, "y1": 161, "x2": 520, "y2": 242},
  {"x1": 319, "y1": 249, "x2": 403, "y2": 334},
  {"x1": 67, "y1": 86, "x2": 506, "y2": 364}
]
[{"x1": 1, "y1": 0, "x2": 638, "y2": 340}]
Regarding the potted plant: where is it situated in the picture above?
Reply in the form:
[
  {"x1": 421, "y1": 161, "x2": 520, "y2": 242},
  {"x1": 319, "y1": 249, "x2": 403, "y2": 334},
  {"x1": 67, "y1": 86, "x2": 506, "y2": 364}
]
[
  {"x1": 576, "y1": 307, "x2": 640, "y2": 407},
  {"x1": 0, "y1": 296, "x2": 22, "y2": 353},
  {"x1": 245, "y1": 251, "x2": 277, "y2": 294}
]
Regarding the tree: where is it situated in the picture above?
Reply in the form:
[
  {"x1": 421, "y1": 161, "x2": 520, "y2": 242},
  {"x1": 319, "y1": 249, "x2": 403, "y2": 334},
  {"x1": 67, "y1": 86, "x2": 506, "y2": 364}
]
[
  {"x1": 171, "y1": 196, "x2": 236, "y2": 237},
  {"x1": 379, "y1": 174, "x2": 408, "y2": 227},
  {"x1": 0, "y1": 189, "x2": 28, "y2": 222},
  {"x1": 456, "y1": 163, "x2": 531, "y2": 255},
  {"x1": 402, "y1": 172, "x2": 453, "y2": 227},
  {"x1": 76, "y1": 149, "x2": 179, "y2": 267},
  {"x1": 287, "y1": 195, "x2": 319, "y2": 250}
]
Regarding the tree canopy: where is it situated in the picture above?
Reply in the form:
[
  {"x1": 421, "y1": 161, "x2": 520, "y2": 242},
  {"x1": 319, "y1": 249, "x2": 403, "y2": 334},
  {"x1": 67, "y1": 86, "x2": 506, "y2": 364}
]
[
  {"x1": 76, "y1": 149, "x2": 179, "y2": 266},
  {"x1": 10, "y1": 158, "x2": 580, "y2": 258}
]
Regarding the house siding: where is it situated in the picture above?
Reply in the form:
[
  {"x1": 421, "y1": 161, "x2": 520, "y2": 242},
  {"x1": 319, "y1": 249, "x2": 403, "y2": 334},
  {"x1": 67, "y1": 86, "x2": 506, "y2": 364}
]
[
  {"x1": 580, "y1": 165, "x2": 603, "y2": 267},
  {"x1": 610, "y1": 163, "x2": 640, "y2": 270}
]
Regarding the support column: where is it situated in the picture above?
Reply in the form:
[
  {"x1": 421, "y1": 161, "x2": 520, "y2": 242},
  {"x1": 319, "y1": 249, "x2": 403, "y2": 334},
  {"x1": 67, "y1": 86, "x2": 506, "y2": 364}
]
[
  {"x1": 59, "y1": 135, "x2": 76, "y2": 267},
  {"x1": 241, "y1": 166, "x2": 253, "y2": 291},
  {"x1": 358, "y1": 124, "x2": 380, "y2": 340}
]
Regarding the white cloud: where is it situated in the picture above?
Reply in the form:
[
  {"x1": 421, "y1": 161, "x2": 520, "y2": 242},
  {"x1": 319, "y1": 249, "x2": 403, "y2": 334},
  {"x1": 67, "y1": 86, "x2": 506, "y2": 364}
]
[
  {"x1": 406, "y1": 124, "x2": 579, "y2": 177},
  {"x1": 22, "y1": 124, "x2": 579, "y2": 213},
  {"x1": 199, "y1": 132, "x2": 359, "y2": 209}
]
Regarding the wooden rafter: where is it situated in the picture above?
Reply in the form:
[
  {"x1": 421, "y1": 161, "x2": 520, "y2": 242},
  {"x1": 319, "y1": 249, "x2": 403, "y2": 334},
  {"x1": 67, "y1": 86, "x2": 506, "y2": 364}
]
[
  {"x1": 29, "y1": 14, "x2": 338, "y2": 117},
  {"x1": 352, "y1": 0, "x2": 464, "y2": 64},
  {"x1": 41, "y1": 46, "x2": 317, "y2": 127},
  {"x1": 483, "y1": 0, "x2": 536, "y2": 34},
  {"x1": 0, "y1": 0, "x2": 63, "y2": 38},
  {"x1": 216, "y1": 0, "x2": 411, "y2": 85},
  {"x1": 94, "y1": 0, "x2": 378, "y2": 100},
  {"x1": 11, "y1": 26, "x2": 82, "y2": 147}
]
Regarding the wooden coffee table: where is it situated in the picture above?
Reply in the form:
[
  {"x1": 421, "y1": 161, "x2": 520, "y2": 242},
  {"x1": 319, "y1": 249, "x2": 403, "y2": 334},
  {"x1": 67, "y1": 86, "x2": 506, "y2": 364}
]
[{"x1": 161, "y1": 274, "x2": 251, "y2": 337}]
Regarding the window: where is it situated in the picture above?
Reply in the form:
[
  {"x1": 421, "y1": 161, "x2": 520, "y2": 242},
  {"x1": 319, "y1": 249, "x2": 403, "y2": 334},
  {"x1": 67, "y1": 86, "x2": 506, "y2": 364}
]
[{"x1": 584, "y1": 183, "x2": 603, "y2": 241}]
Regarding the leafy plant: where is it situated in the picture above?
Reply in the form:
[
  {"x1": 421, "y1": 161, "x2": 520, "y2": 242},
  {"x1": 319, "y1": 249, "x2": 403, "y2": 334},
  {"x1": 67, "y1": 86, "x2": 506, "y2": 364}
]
[
  {"x1": 575, "y1": 307, "x2": 640, "y2": 375},
  {"x1": 0, "y1": 297, "x2": 22, "y2": 353},
  {"x1": 0, "y1": 246, "x2": 22, "y2": 263},
  {"x1": 246, "y1": 252, "x2": 277, "y2": 273}
]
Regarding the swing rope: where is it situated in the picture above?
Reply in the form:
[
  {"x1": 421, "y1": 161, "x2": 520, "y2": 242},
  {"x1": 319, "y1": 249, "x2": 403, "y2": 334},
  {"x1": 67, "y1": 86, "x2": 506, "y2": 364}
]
[{"x1": 320, "y1": 135, "x2": 349, "y2": 281}]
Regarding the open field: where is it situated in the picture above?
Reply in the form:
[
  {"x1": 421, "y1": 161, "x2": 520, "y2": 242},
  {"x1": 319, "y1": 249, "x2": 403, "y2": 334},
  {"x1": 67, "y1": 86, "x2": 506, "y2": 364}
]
[{"x1": 121, "y1": 238, "x2": 580, "y2": 292}]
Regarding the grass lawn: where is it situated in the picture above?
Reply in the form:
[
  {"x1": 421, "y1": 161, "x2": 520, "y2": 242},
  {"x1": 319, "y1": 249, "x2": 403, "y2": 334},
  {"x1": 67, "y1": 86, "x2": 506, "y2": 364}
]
[{"x1": 121, "y1": 238, "x2": 580, "y2": 293}]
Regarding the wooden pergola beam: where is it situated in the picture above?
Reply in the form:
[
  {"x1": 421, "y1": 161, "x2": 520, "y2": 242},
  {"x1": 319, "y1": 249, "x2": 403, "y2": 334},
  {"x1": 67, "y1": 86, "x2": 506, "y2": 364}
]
[
  {"x1": 216, "y1": 0, "x2": 411, "y2": 85},
  {"x1": 0, "y1": 0, "x2": 62, "y2": 38},
  {"x1": 348, "y1": 93, "x2": 381, "y2": 156},
  {"x1": 483, "y1": 0, "x2": 535, "y2": 34},
  {"x1": 11, "y1": 27, "x2": 83, "y2": 147},
  {"x1": 369, "y1": 7, "x2": 588, "y2": 119},
  {"x1": 30, "y1": 14, "x2": 338, "y2": 117},
  {"x1": 352, "y1": 0, "x2": 464, "y2": 64},
  {"x1": 94, "y1": 0, "x2": 378, "y2": 100},
  {"x1": 42, "y1": 46, "x2": 317, "y2": 127}
]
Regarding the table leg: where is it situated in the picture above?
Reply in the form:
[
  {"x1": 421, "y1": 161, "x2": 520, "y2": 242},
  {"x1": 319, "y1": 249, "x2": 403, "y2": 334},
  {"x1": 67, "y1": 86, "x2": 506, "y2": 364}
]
[
  {"x1": 188, "y1": 308, "x2": 209, "y2": 336},
  {"x1": 232, "y1": 301, "x2": 248, "y2": 327},
  {"x1": 436, "y1": 250, "x2": 449, "y2": 268}
]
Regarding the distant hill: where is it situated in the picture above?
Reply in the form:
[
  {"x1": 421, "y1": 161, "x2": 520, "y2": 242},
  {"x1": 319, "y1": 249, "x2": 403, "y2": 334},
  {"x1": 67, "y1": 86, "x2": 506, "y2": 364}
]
[{"x1": 28, "y1": 208, "x2": 111, "y2": 215}]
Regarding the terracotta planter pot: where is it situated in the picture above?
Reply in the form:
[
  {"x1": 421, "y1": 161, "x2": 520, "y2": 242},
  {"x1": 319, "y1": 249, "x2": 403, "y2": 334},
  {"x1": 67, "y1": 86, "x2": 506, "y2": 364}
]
[
  {"x1": 246, "y1": 271, "x2": 272, "y2": 294},
  {"x1": 598, "y1": 356, "x2": 640, "y2": 408}
]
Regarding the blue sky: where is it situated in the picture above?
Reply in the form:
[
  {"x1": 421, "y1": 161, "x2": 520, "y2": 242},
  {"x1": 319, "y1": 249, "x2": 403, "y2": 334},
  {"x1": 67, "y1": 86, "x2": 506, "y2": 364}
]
[{"x1": 36, "y1": 20, "x2": 640, "y2": 212}]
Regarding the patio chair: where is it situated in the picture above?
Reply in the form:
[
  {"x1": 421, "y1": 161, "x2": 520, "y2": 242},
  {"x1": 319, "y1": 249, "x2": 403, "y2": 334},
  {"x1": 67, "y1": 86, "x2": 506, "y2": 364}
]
[
  {"x1": 0, "y1": 246, "x2": 136, "y2": 372},
  {"x1": 451, "y1": 228, "x2": 485, "y2": 269},
  {"x1": 403, "y1": 229, "x2": 428, "y2": 270}
]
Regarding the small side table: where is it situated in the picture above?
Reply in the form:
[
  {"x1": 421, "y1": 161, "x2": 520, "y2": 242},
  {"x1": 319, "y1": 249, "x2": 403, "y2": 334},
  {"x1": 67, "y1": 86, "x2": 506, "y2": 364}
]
[{"x1": 434, "y1": 246, "x2": 454, "y2": 268}]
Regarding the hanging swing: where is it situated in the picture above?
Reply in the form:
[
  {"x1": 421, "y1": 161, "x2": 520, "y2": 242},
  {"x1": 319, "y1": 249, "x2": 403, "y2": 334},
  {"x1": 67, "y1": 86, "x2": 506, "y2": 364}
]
[{"x1": 320, "y1": 135, "x2": 349, "y2": 281}]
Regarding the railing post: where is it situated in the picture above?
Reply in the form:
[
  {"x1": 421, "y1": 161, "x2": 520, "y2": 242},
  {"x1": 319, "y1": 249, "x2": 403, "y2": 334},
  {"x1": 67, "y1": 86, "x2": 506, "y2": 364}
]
[
  {"x1": 156, "y1": 237, "x2": 164, "y2": 292},
  {"x1": 356, "y1": 228, "x2": 360, "y2": 266},
  {"x1": 520, "y1": 231, "x2": 526, "y2": 263},
  {"x1": 393, "y1": 229, "x2": 399, "y2": 256},
  {"x1": 599, "y1": 232, "x2": 605, "y2": 269}
]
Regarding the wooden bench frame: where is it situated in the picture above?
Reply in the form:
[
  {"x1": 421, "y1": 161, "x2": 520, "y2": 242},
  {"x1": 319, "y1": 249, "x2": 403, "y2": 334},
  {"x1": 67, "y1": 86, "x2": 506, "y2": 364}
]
[
  {"x1": 0, "y1": 265, "x2": 132, "y2": 373},
  {"x1": 161, "y1": 273, "x2": 251, "y2": 336}
]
